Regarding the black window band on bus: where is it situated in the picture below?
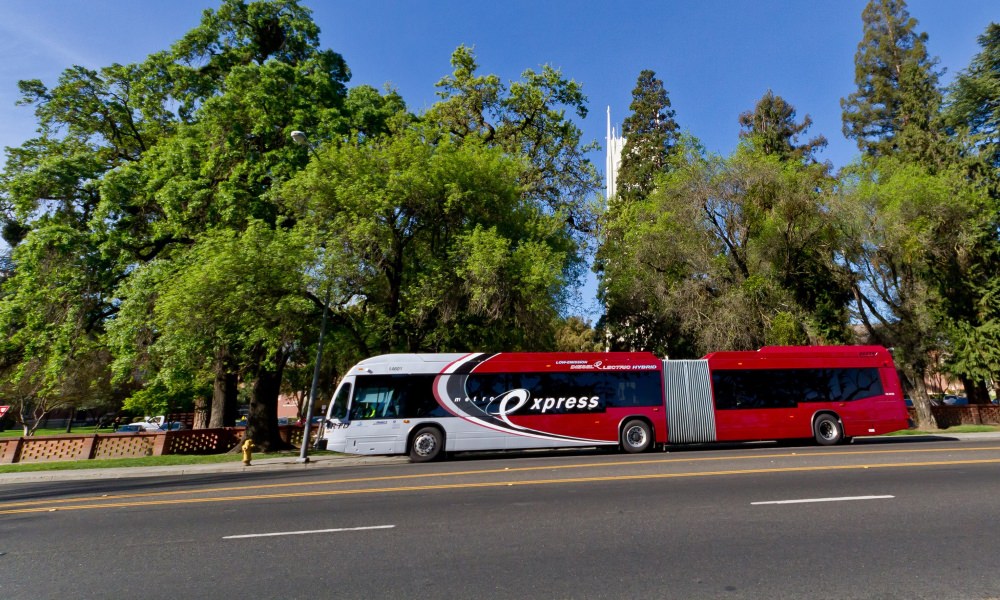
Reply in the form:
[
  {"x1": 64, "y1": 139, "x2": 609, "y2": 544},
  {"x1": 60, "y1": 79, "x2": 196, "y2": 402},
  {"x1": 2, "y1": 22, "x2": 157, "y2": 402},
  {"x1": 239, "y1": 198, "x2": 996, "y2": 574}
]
[
  {"x1": 351, "y1": 375, "x2": 446, "y2": 420},
  {"x1": 463, "y1": 371, "x2": 662, "y2": 413},
  {"x1": 349, "y1": 371, "x2": 663, "y2": 420},
  {"x1": 711, "y1": 368, "x2": 885, "y2": 410}
]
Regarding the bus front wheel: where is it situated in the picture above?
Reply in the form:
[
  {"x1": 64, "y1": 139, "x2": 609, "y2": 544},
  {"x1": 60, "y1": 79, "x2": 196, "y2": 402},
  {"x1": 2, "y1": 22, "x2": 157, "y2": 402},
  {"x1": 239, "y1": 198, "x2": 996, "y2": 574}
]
[
  {"x1": 409, "y1": 427, "x2": 443, "y2": 462},
  {"x1": 621, "y1": 420, "x2": 652, "y2": 453},
  {"x1": 813, "y1": 414, "x2": 843, "y2": 446}
]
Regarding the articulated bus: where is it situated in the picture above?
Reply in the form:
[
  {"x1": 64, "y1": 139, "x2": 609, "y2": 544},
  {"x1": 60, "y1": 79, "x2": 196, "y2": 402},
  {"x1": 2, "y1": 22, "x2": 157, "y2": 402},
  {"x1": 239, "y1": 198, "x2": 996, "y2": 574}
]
[{"x1": 319, "y1": 345, "x2": 910, "y2": 462}]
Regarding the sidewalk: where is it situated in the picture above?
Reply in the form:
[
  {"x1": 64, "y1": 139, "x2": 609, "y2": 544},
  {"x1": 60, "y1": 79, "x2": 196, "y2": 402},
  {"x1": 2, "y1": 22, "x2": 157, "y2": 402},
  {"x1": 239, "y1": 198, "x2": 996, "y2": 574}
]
[
  {"x1": 0, "y1": 453, "x2": 409, "y2": 485},
  {"x1": 3, "y1": 432, "x2": 998, "y2": 485}
]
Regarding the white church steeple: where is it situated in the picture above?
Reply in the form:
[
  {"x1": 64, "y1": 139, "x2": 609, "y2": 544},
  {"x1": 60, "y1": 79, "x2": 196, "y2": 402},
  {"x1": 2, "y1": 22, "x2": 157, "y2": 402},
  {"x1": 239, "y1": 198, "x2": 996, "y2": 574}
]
[{"x1": 606, "y1": 106, "x2": 626, "y2": 201}]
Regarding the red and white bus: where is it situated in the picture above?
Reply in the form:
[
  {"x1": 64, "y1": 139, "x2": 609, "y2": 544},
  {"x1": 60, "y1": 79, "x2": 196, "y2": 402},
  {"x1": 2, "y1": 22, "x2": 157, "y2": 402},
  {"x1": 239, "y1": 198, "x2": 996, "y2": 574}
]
[{"x1": 319, "y1": 345, "x2": 909, "y2": 462}]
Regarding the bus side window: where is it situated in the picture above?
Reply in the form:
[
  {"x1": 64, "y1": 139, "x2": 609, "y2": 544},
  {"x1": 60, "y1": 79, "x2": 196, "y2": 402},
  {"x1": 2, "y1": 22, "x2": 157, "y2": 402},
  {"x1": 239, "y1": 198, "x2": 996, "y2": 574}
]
[
  {"x1": 353, "y1": 385, "x2": 392, "y2": 420},
  {"x1": 349, "y1": 400, "x2": 367, "y2": 420}
]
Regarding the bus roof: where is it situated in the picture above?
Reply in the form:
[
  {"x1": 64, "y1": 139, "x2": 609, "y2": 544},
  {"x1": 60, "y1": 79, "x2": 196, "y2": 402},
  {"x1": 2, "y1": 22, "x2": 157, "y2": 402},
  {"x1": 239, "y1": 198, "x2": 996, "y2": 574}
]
[
  {"x1": 347, "y1": 352, "x2": 662, "y2": 376},
  {"x1": 701, "y1": 345, "x2": 894, "y2": 370}
]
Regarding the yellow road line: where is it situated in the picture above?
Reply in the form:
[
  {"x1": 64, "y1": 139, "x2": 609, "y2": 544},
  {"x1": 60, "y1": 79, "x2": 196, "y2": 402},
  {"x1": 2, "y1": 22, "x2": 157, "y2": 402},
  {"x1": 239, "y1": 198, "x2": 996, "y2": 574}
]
[
  {"x1": 3, "y1": 457, "x2": 999, "y2": 516},
  {"x1": 3, "y1": 444, "x2": 999, "y2": 510}
]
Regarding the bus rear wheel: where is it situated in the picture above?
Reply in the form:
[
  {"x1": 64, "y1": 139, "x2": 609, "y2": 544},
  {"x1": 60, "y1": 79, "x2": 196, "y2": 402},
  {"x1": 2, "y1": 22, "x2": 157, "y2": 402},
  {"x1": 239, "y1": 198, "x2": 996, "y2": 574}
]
[
  {"x1": 409, "y1": 427, "x2": 443, "y2": 462},
  {"x1": 813, "y1": 414, "x2": 843, "y2": 446},
  {"x1": 621, "y1": 420, "x2": 652, "y2": 453}
]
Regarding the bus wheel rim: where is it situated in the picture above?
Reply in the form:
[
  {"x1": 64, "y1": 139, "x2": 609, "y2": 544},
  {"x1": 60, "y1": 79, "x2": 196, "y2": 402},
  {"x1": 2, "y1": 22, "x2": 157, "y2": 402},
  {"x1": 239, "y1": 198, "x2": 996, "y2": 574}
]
[
  {"x1": 415, "y1": 433, "x2": 436, "y2": 456},
  {"x1": 627, "y1": 425, "x2": 647, "y2": 447}
]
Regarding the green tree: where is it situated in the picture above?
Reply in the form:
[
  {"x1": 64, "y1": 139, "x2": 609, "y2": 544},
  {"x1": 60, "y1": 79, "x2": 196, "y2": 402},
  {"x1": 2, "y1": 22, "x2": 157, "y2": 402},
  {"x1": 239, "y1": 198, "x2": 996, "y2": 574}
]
[
  {"x1": 942, "y1": 22, "x2": 1000, "y2": 401},
  {"x1": 2, "y1": 5, "x2": 602, "y2": 448},
  {"x1": 281, "y1": 122, "x2": 576, "y2": 357},
  {"x1": 833, "y1": 157, "x2": 993, "y2": 426},
  {"x1": 100, "y1": 0, "x2": 350, "y2": 446},
  {"x1": 839, "y1": 0, "x2": 1000, "y2": 413},
  {"x1": 553, "y1": 316, "x2": 602, "y2": 352},
  {"x1": 428, "y1": 46, "x2": 601, "y2": 236},
  {"x1": 615, "y1": 70, "x2": 680, "y2": 203},
  {"x1": 1, "y1": 1, "x2": 352, "y2": 447},
  {"x1": 0, "y1": 225, "x2": 119, "y2": 435},
  {"x1": 946, "y1": 22, "x2": 1000, "y2": 171},
  {"x1": 738, "y1": 90, "x2": 827, "y2": 162},
  {"x1": 0, "y1": 59, "x2": 175, "y2": 419},
  {"x1": 597, "y1": 70, "x2": 681, "y2": 350},
  {"x1": 737, "y1": 93, "x2": 849, "y2": 342},
  {"x1": 841, "y1": 0, "x2": 945, "y2": 163},
  {"x1": 108, "y1": 222, "x2": 314, "y2": 450},
  {"x1": 600, "y1": 137, "x2": 846, "y2": 357}
]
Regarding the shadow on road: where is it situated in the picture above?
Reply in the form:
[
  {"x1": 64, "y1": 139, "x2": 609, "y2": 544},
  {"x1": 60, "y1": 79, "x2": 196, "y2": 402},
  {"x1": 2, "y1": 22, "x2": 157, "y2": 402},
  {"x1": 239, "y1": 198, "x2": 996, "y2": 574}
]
[{"x1": 441, "y1": 434, "x2": 962, "y2": 463}]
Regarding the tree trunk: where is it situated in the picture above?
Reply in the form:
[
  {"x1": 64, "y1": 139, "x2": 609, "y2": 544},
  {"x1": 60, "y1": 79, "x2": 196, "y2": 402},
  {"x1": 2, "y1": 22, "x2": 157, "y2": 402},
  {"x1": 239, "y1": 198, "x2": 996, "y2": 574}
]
[
  {"x1": 960, "y1": 377, "x2": 991, "y2": 405},
  {"x1": 209, "y1": 370, "x2": 238, "y2": 428},
  {"x1": 223, "y1": 374, "x2": 239, "y2": 426},
  {"x1": 209, "y1": 346, "x2": 239, "y2": 428},
  {"x1": 20, "y1": 402, "x2": 29, "y2": 436},
  {"x1": 903, "y1": 365, "x2": 936, "y2": 430},
  {"x1": 193, "y1": 395, "x2": 209, "y2": 429},
  {"x1": 245, "y1": 349, "x2": 290, "y2": 452}
]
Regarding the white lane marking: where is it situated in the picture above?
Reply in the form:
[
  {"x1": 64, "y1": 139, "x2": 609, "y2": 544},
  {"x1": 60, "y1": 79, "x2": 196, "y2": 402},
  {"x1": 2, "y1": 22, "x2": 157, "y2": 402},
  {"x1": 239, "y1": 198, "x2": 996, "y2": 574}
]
[
  {"x1": 752, "y1": 495, "x2": 894, "y2": 505},
  {"x1": 223, "y1": 525, "x2": 395, "y2": 539}
]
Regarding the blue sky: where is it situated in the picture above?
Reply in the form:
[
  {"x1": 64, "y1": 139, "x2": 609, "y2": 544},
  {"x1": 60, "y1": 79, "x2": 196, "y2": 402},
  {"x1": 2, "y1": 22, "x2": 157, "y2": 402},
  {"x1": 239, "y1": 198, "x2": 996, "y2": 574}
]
[{"x1": 1, "y1": 0, "x2": 997, "y2": 317}]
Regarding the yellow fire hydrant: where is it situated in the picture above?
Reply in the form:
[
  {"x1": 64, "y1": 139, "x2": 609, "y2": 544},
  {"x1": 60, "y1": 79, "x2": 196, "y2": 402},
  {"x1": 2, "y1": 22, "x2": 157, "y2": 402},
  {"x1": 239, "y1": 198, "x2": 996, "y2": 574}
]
[{"x1": 241, "y1": 438, "x2": 255, "y2": 466}]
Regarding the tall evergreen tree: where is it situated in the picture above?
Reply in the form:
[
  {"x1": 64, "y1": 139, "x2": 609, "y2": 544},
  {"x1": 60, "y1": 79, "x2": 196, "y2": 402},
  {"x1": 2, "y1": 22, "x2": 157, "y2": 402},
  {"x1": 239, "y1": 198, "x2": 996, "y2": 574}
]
[
  {"x1": 941, "y1": 22, "x2": 1000, "y2": 403},
  {"x1": 841, "y1": 0, "x2": 944, "y2": 162},
  {"x1": 736, "y1": 92, "x2": 848, "y2": 341},
  {"x1": 738, "y1": 90, "x2": 827, "y2": 162},
  {"x1": 614, "y1": 70, "x2": 679, "y2": 203},
  {"x1": 597, "y1": 70, "x2": 680, "y2": 350},
  {"x1": 838, "y1": 0, "x2": 1000, "y2": 413},
  {"x1": 946, "y1": 22, "x2": 1000, "y2": 171}
]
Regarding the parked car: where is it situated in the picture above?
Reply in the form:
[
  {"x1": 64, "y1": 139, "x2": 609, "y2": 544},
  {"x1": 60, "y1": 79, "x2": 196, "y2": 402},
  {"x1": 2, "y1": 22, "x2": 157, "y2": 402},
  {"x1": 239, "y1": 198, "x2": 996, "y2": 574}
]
[
  {"x1": 942, "y1": 395, "x2": 968, "y2": 406},
  {"x1": 129, "y1": 416, "x2": 167, "y2": 431},
  {"x1": 116, "y1": 423, "x2": 144, "y2": 433}
]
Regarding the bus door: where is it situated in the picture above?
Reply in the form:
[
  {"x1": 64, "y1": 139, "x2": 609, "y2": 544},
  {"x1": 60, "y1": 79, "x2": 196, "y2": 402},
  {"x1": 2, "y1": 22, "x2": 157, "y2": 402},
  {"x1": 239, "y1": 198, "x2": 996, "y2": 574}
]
[
  {"x1": 323, "y1": 381, "x2": 353, "y2": 453},
  {"x1": 344, "y1": 380, "x2": 404, "y2": 455}
]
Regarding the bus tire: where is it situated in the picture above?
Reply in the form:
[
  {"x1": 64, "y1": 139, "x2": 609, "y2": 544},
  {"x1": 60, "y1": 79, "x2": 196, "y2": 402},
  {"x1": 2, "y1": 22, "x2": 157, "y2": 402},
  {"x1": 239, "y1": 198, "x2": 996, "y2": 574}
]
[
  {"x1": 409, "y1": 427, "x2": 443, "y2": 462},
  {"x1": 813, "y1": 414, "x2": 843, "y2": 446},
  {"x1": 621, "y1": 420, "x2": 652, "y2": 453}
]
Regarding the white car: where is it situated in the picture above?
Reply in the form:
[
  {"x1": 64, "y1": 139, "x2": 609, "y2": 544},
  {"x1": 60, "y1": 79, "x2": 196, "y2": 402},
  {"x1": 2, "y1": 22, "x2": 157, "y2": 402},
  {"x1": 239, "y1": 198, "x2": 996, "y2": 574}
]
[
  {"x1": 132, "y1": 416, "x2": 166, "y2": 431},
  {"x1": 131, "y1": 416, "x2": 187, "y2": 431}
]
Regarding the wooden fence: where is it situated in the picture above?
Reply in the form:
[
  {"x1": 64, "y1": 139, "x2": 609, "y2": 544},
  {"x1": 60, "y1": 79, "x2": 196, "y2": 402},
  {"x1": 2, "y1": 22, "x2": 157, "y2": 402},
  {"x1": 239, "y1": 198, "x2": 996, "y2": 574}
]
[{"x1": 0, "y1": 425, "x2": 315, "y2": 465}]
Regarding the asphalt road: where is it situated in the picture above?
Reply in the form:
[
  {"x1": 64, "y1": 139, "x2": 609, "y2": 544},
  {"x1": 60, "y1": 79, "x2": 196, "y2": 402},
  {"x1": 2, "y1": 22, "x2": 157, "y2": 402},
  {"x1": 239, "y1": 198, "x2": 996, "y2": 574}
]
[{"x1": 3, "y1": 438, "x2": 1000, "y2": 600}]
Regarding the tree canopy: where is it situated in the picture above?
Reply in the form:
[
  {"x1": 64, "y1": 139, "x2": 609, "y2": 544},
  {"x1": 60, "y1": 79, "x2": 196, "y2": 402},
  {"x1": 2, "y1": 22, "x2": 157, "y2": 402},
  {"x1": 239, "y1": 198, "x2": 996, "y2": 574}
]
[{"x1": 0, "y1": 1, "x2": 600, "y2": 444}]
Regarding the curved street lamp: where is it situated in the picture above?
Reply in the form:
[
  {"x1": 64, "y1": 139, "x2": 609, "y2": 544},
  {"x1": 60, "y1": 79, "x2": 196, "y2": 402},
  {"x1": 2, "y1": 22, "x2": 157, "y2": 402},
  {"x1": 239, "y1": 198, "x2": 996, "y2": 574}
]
[{"x1": 291, "y1": 130, "x2": 329, "y2": 463}]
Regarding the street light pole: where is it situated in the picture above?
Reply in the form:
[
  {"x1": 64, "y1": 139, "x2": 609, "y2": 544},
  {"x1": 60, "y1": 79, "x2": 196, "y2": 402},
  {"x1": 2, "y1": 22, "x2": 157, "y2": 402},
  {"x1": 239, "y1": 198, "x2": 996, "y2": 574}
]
[{"x1": 292, "y1": 130, "x2": 327, "y2": 463}]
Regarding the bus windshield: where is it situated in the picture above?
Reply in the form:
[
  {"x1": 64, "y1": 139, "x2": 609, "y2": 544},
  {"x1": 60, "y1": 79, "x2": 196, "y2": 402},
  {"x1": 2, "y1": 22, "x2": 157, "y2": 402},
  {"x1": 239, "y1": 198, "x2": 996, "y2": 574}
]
[{"x1": 329, "y1": 382, "x2": 352, "y2": 420}]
